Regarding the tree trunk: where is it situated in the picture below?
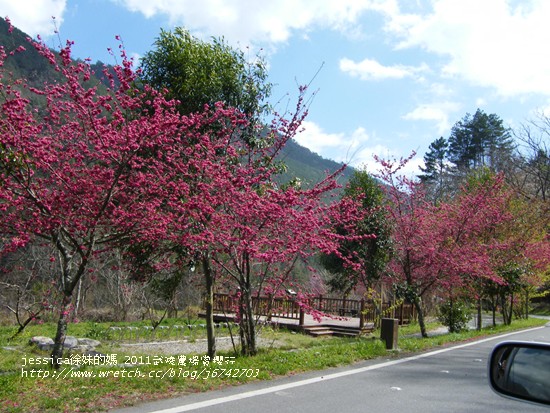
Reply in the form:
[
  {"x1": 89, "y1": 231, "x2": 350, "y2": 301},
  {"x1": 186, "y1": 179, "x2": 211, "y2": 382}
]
[
  {"x1": 241, "y1": 290, "x2": 256, "y2": 356},
  {"x1": 508, "y1": 293, "x2": 514, "y2": 325},
  {"x1": 503, "y1": 293, "x2": 512, "y2": 325},
  {"x1": 500, "y1": 293, "x2": 513, "y2": 325},
  {"x1": 74, "y1": 278, "x2": 82, "y2": 319},
  {"x1": 239, "y1": 253, "x2": 257, "y2": 356},
  {"x1": 524, "y1": 289, "x2": 529, "y2": 319},
  {"x1": 448, "y1": 295, "x2": 455, "y2": 333},
  {"x1": 202, "y1": 256, "x2": 216, "y2": 359},
  {"x1": 491, "y1": 296, "x2": 498, "y2": 327},
  {"x1": 51, "y1": 293, "x2": 72, "y2": 369},
  {"x1": 167, "y1": 289, "x2": 178, "y2": 319},
  {"x1": 477, "y1": 297, "x2": 482, "y2": 331},
  {"x1": 413, "y1": 296, "x2": 428, "y2": 338}
]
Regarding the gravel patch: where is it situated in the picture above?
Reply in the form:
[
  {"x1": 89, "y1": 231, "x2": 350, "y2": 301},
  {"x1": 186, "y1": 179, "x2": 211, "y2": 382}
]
[{"x1": 115, "y1": 336, "x2": 281, "y2": 355}]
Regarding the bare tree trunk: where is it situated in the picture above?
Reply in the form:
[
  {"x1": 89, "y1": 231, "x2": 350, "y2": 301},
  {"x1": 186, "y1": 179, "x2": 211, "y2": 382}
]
[
  {"x1": 240, "y1": 289, "x2": 256, "y2": 356},
  {"x1": 500, "y1": 293, "x2": 514, "y2": 325},
  {"x1": 509, "y1": 292, "x2": 514, "y2": 325},
  {"x1": 202, "y1": 255, "x2": 216, "y2": 359},
  {"x1": 477, "y1": 297, "x2": 482, "y2": 331},
  {"x1": 74, "y1": 278, "x2": 82, "y2": 319},
  {"x1": 500, "y1": 294, "x2": 508, "y2": 325},
  {"x1": 491, "y1": 296, "x2": 498, "y2": 327},
  {"x1": 239, "y1": 253, "x2": 257, "y2": 356},
  {"x1": 413, "y1": 296, "x2": 428, "y2": 338},
  {"x1": 51, "y1": 293, "x2": 71, "y2": 369},
  {"x1": 167, "y1": 289, "x2": 178, "y2": 319},
  {"x1": 50, "y1": 241, "x2": 90, "y2": 369},
  {"x1": 524, "y1": 289, "x2": 529, "y2": 319}
]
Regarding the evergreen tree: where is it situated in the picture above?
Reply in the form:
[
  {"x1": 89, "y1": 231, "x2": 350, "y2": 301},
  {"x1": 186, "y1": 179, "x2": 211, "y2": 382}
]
[
  {"x1": 447, "y1": 109, "x2": 514, "y2": 172},
  {"x1": 419, "y1": 137, "x2": 450, "y2": 200}
]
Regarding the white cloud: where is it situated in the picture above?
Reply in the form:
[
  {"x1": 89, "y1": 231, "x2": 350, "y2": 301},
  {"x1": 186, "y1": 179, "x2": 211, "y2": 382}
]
[
  {"x1": 475, "y1": 97, "x2": 487, "y2": 107},
  {"x1": 385, "y1": 0, "x2": 550, "y2": 97},
  {"x1": 0, "y1": 0, "x2": 66, "y2": 37},
  {"x1": 295, "y1": 121, "x2": 375, "y2": 163},
  {"x1": 131, "y1": 0, "x2": 549, "y2": 98},
  {"x1": 352, "y1": 145, "x2": 423, "y2": 177},
  {"x1": 112, "y1": 0, "x2": 381, "y2": 47},
  {"x1": 295, "y1": 121, "x2": 348, "y2": 152},
  {"x1": 402, "y1": 101, "x2": 460, "y2": 134},
  {"x1": 294, "y1": 121, "x2": 425, "y2": 175},
  {"x1": 428, "y1": 82, "x2": 454, "y2": 98},
  {"x1": 339, "y1": 57, "x2": 426, "y2": 81},
  {"x1": 353, "y1": 144, "x2": 395, "y2": 171}
]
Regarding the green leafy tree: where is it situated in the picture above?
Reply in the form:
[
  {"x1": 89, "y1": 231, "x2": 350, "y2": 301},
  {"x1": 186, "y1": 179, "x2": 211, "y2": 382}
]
[
  {"x1": 139, "y1": 27, "x2": 271, "y2": 141},
  {"x1": 137, "y1": 27, "x2": 272, "y2": 356},
  {"x1": 420, "y1": 137, "x2": 448, "y2": 181},
  {"x1": 320, "y1": 170, "x2": 391, "y2": 295}
]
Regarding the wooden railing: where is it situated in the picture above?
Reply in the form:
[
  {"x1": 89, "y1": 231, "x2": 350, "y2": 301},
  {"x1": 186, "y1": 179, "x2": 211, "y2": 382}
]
[{"x1": 212, "y1": 293, "x2": 415, "y2": 326}]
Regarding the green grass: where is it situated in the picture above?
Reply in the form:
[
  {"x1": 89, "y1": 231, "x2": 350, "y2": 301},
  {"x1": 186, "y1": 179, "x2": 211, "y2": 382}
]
[
  {"x1": 531, "y1": 301, "x2": 550, "y2": 316},
  {"x1": 0, "y1": 318, "x2": 232, "y2": 349},
  {"x1": 398, "y1": 317, "x2": 548, "y2": 353},
  {"x1": 0, "y1": 317, "x2": 548, "y2": 412}
]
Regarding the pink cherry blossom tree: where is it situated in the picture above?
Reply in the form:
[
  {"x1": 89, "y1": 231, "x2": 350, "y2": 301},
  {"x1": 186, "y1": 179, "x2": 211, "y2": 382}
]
[
  {"x1": 375, "y1": 156, "x2": 521, "y2": 337},
  {"x1": 207, "y1": 169, "x2": 361, "y2": 355},
  {"x1": 0, "y1": 33, "x2": 212, "y2": 366},
  {"x1": 0, "y1": 25, "x2": 380, "y2": 363},
  {"x1": 129, "y1": 89, "x2": 368, "y2": 356}
]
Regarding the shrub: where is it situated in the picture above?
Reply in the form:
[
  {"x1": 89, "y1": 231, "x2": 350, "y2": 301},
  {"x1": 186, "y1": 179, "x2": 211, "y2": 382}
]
[{"x1": 438, "y1": 300, "x2": 471, "y2": 333}]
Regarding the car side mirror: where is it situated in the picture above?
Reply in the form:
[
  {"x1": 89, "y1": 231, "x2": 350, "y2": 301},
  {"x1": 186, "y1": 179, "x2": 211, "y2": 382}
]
[{"x1": 489, "y1": 341, "x2": 550, "y2": 406}]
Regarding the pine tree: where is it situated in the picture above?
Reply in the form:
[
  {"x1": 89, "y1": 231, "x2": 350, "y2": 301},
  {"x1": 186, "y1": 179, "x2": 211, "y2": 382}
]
[
  {"x1": 419, "y1": 137, "x2": 450, "y2": 200},
  {"x1": 447, "y1": 109, "x2": 513, "y2": 172}
]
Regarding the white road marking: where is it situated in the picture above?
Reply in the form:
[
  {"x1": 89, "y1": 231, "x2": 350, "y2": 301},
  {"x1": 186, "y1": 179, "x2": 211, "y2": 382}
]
[{"x1": 146, "y1": 327, "x2": 545, "y2": 413}]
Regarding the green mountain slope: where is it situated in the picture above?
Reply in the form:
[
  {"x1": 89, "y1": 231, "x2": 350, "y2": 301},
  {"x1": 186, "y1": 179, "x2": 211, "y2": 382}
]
[{"x1": 279, "y1": 139, "x2": 353, "y2": 187}]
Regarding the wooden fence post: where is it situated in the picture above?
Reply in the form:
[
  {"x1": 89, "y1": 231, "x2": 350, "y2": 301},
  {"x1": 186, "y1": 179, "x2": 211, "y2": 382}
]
[
  {"x1": 267, "y1": 294, "x2": 273, "y2": 321},
  {"x1": 342, "y1": 296, "x2": 347, "y2": 316}
]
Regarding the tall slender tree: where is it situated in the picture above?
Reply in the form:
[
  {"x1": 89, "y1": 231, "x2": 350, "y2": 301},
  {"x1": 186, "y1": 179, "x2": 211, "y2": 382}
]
[
  {"x1": 320, "y1": 170, "x2": 391, "y2": 296},
  {"x1": 419, "y1": 136, "x2": 451, "y2": 201},
  {"x1": 513, "y1": 114, "x2": 550, "y2": 202},
  {"x1": 137, "y1": 28, "x2": 273, "y2": 355}
]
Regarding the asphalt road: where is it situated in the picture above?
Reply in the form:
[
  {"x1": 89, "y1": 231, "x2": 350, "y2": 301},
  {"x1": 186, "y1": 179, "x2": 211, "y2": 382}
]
[{"x1": 112, "y1": 324, "x2": 550, "y2": 413}]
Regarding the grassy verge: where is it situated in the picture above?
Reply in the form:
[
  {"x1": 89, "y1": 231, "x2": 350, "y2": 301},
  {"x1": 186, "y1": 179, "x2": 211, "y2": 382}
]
[
  {"x1": 0, "y1": 317, "x2": 547, "y2": 413},
  {"x1": 531, "y1": 301, "x2": 550, "y2": 316}
]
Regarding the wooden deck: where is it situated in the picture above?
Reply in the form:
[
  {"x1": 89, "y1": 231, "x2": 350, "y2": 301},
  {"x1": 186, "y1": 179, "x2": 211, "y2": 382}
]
[
  {"x1": 207, "y1": 293, "x2": 415, "y2": 337},
  {"x1": 208, "y1": 312, "x2": 376, "y2": 337}
]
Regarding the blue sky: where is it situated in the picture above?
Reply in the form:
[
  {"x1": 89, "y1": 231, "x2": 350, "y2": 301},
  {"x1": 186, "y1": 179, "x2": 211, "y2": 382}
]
[{"x1": 2, "y1": 0, "x2": 550, "y2": 175}]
